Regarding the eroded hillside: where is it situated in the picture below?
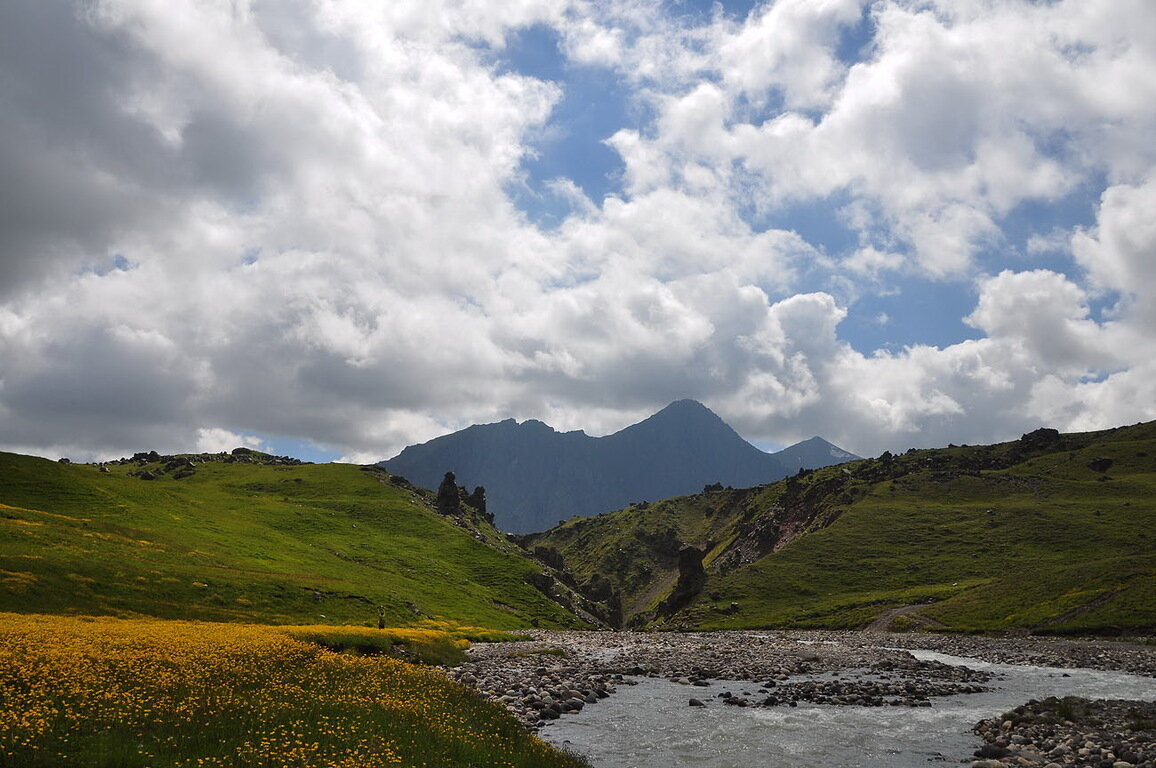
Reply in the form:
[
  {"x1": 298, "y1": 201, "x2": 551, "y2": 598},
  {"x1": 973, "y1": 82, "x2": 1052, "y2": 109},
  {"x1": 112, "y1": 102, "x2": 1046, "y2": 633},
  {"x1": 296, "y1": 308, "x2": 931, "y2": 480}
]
[{"x1": 525, "y1": 422, "x2": 1156, "y2": 634}]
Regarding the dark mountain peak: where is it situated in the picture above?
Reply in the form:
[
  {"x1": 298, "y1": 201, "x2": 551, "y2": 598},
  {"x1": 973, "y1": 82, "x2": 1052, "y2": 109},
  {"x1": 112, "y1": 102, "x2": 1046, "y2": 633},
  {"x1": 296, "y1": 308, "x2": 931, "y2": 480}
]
[
  {"x1": 618, "y1": 399, "x2": 733, "y2": 439},
  {"x1": 649, "y1": 399, "x2": 719, "y2": 422},
  {"x1": 793, "y1": 436, "x2": 842, "y2": 451},
  {"x1": 772, "y1": 435, "x2": 861, "y2": 471},
  {"x1": 659, "y1": 398, "x2": 713, "y2": 413},
  {"x1": 461, "y1": 417, "x2": 517, "y2": 434},
  {"x1": 800, "y1": 436, "x2": 858, "y2": 459},
  {"x1": 461, "y1": 417, "x2": 554, "y2": 436},
  {"x1": 381, "y1": 402, "x2": 858, "y2": 532}
]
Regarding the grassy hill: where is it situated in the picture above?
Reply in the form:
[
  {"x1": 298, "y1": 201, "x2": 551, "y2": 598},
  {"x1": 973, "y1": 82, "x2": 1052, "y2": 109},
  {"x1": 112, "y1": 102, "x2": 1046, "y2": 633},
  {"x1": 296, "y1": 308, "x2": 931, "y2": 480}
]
[
  {"x1": 0, "y1": 450, "x2": 593, "y2": 629},
  {"x1": 528, "y1": 422, "x2": 1156, "y2": 634},
  {"x1": 7, "y1": 420, "x2": 1154, "y2": 635}
]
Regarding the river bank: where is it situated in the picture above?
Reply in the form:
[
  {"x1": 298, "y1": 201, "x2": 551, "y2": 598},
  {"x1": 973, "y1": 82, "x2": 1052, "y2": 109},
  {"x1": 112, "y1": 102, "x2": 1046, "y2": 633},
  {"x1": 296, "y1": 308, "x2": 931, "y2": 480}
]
[
  {"x1": 973, "y1": 697, "x2": 1156, "y2": 768},
  {"x1": 448, "y1": 630, "x2": 1156, "y2": 766}
]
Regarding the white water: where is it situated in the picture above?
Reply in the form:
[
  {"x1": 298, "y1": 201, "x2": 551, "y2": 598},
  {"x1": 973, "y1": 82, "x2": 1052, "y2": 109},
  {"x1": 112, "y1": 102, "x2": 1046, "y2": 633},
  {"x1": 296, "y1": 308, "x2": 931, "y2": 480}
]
[{"x1": 541, "y1": 651, "x2": 1156, "y2": 768}]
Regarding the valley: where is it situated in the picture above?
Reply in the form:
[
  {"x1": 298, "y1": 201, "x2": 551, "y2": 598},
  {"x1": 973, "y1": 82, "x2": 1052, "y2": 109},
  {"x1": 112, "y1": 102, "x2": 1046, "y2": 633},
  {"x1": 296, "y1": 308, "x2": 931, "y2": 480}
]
[
  {"x1": 3, "y1": 418, "x2": 1156, "y2": 768},
  {"x1": 529, "y1": 422, "x2": 1156, "y2": 634},
  {"x1": 3, "y1": 418, "x2": 1154, "y2": 636}
]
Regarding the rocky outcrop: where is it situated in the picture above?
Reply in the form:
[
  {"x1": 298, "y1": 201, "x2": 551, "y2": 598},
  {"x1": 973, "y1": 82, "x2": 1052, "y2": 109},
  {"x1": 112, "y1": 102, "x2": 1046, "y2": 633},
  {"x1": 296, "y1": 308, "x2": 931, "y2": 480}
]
[
  {"x1": 581, "y1": 574, "x2": 624, "y2": 629},
  {"x1": 436, "y1": 471, "x2": 461, "y2": 515},
  {"x1": 533, "y1": 546, "x2": 566, "y2": 571},
  {"x1": 659, "y1": 546, "x2": 707, "y2": 615},
  {"x1": 464, "y1": 485, "x2": 492, "y2": 524},
  {"x1": 435, "y1": 471, "x2": 496, "y2": 524},
  {"x1": 99, "y1": 448, "x2": 309, "y2": 481},
  {"x1": 1088, "y1": 456, "x2": 1115, "y2": 474}
]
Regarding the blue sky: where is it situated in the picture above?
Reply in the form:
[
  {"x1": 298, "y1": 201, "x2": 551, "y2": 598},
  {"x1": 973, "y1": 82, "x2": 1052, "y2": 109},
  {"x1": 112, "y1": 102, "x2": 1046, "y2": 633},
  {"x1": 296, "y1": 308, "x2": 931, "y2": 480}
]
[
  {"x1": 492, "y1": 1, "x2": 1107, "y2": 356},
  {"x1": 1, "y1": 0, "x2": 1155, "y2": 464},
  {"x1": 500, "y1": 22, "x2": 633, "y2": 225}
]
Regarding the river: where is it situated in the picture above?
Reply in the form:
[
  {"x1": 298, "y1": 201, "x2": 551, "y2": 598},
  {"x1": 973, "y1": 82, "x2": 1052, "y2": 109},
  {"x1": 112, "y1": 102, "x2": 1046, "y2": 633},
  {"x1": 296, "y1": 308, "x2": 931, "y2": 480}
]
[{"x1": 540, "y1": 648, "x2": 1156, "y2": 768}]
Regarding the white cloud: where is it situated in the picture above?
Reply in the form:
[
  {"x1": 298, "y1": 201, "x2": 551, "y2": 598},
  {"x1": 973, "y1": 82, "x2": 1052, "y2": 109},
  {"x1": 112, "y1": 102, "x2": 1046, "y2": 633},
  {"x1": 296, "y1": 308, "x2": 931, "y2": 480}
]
[
  {"x1": 718, "y1": 0, "x2": 865, "y2": 111},
  {"x1": 195, "y1": 428, "x2": 266, "y2": 455},
  {"x1": 1073, "y1": 173, "x2": 1156, "y2": 319},
  {"x1": 965, "y1": 269, "x2": 1115, "y2": 373},
  {"x1": 2, "y1": 0, "x2": 1156, "y2": 467},
  {"x1": 844, "y1": 247, "x2": 905, "y2": 279},
  {"x1": 609, "y1": 0, "x2": 1156, "y2": 278}
]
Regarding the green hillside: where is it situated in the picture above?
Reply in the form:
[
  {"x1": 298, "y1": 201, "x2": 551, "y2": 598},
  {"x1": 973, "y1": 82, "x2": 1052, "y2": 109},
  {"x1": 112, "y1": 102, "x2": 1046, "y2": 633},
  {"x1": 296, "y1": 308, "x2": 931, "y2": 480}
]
[
  {"x1": 528, "y1": 422, "x2": 1156, "y2": 634},
  {"x1": 0, "y1": 450, "x2": 592, "y2": 629}
]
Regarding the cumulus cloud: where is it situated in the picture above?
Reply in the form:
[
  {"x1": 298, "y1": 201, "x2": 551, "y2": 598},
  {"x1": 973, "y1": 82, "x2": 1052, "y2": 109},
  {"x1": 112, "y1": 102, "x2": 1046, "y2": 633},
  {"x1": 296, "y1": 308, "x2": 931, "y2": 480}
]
[
  {"x1": 2, "y1": 0, "x2": 1156, "y2": 465},
  {"x1": 609, "y1": 0, "x2": 1156, "y2": 276},
  {"x1": 195, "y1": 428, "x2": 266, "y2": 454},
  {"x1": 1073, "y1": 174, "x2": 1156, "y2": 318},
  {"x1": 718, "y1": 0, "x2": 865, "y2": 111}
]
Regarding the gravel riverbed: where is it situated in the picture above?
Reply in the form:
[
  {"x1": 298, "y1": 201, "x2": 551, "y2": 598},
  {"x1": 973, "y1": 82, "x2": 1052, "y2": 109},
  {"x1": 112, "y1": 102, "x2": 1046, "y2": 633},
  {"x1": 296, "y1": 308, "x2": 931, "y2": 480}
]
[{"x1": 446, "y1": 631, "x2": 1156, "y2": 766}]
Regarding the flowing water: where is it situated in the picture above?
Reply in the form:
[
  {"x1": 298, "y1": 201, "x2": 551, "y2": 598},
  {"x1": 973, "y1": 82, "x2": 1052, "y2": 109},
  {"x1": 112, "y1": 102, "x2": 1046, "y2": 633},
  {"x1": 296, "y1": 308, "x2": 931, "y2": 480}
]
[{"x1": 540, "y1": 649, "x2": 1156, "y2": 768}]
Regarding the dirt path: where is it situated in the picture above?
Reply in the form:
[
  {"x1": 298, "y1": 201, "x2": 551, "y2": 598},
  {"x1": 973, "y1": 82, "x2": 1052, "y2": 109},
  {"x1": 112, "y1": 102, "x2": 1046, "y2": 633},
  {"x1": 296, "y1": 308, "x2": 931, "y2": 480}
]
[
  {"x1": 864, "y1": 604, "x2": 946, "y2": 632},
  {"x1": 1042, "y1": 589, "x2": 1120, "y2": 626}
]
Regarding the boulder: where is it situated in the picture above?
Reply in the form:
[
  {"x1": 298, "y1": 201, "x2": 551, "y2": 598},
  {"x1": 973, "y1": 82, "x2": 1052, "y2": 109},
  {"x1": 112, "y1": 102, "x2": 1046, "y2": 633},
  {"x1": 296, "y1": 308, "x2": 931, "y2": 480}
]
[{"x1": 436, "y1": 472, "x2": 461, "y2": 515}]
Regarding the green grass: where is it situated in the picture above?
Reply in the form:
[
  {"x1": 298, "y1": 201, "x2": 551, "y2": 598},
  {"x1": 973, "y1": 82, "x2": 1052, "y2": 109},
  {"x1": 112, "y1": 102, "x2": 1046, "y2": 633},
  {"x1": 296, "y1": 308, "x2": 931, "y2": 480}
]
[
  {"x1": 0, "y1": 452, "x2": 586, "y2": 630},
  {"x1": 10, "y1": 421, "x2": 1155, "y2": 635},
  {"x1": 281, "y1": 623, "x2": 521, "y2": 665},
  {"x1": 526, "y1": 486, "x2": 775, "y2": 620},
  {"x1": 694, "y1": 426, "x2": 1156, "y2": 632},
  {"x1": 535, "y1": 421, "x2": 1156, "y2": 633}
]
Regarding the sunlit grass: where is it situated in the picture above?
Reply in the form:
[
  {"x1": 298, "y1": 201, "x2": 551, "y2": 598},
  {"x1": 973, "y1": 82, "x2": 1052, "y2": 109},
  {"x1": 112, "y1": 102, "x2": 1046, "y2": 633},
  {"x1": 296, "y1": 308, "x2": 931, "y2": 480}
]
[
  {"x1": 0, "y1": 451, "x2": 582, "y2": 630},
  {"x1": 0, "y1": 613, "x2": 587, "y2": 768},
  {"x1": 280, "y1": 621, "x2": 518, "y2": 665}
]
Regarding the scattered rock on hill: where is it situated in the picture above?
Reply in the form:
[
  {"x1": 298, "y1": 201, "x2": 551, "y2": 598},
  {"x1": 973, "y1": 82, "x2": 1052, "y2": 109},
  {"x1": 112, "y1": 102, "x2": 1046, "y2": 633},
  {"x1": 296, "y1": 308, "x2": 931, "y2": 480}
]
[
  {"x1": 1088, "y1": 456, "x2": 1115, "y2": 473},
  {"x1": 100, "y1": 449, "x2": 310, "y2": 477}
]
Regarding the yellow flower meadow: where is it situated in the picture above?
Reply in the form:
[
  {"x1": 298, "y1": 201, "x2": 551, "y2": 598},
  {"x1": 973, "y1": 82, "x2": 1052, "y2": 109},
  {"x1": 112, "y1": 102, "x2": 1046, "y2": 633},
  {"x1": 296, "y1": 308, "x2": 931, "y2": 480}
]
[{"x1": 0, "y1": 614, "x2": 586, "y2": 768}]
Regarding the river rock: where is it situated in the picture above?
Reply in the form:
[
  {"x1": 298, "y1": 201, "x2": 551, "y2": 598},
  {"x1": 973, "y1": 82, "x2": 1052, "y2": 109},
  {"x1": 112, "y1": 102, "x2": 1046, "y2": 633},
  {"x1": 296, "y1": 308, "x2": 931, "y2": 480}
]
[
  {"x1": 446, "y1": 629, "x2": 1156, "y2": 738},
  {"x1": 973, "y1": 697, "x2": 1156, "y2": 768}
]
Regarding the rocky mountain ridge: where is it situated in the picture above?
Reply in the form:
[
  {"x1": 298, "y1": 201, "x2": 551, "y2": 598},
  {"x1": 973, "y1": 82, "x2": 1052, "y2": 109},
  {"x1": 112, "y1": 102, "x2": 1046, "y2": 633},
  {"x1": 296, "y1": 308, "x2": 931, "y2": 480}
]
[{"x1": 380, "y1": 399, "x2": 859, "y2": 533}]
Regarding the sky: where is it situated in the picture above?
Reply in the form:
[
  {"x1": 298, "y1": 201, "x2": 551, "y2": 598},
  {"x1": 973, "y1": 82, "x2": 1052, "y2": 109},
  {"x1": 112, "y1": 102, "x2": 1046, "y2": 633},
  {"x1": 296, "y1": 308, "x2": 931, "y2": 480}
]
[{"x1": 2, "y1": 0, "x2": 1155, "y2": 464}]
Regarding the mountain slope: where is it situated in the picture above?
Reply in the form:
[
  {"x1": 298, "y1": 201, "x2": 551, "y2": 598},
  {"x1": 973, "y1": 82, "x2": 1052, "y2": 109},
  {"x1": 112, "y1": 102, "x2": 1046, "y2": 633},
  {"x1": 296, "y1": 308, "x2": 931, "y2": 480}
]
[
  {"x1": 0, "y1": 450, "x2": 595, "y2": 629},
  {"x1": 381, "y1": 400, "x2": 858, "y2": 533},
  {"x1": 528, "y1": 422, "x2": 1156, "y2": 634}
]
